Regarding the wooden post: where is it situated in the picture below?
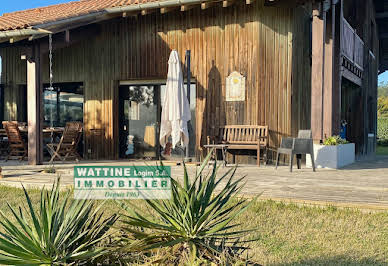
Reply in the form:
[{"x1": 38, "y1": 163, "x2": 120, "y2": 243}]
[
  {"x1": 332, "y1": 0, "x2": 342, "y2": 135},
  {"x1": 27, "y1": 43, "x2": 43, "y2": 165},
  {"x1": 322, "y1": 1, "x2": 341, "y2": 138},
  {"x1": 311, "y1": 3, "x2": 326, "y2": 141},
  {"x1": 324, "y1": 7, "x2": 334, "y2": 138}
]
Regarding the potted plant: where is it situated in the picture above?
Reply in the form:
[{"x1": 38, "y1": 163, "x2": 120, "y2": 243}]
[{"x1": 306, "y1": 136, "x2": 355, "y2": 169}]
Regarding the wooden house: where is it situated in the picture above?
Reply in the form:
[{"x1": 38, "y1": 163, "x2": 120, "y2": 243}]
[{"x1": 0, "y1": 0, "x2": 384, "y2": 165}]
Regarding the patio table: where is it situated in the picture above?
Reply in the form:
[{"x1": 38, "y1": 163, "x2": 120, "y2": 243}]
[
  {"x1": 0, "y1": 127, "x2": 64, "y2": 135},
  {"x1": 203, "y1": 144, "x2": 229, "y2": 166},
  {"x1": 0, "y1": 127, "x2": 65, "y2": 144}
]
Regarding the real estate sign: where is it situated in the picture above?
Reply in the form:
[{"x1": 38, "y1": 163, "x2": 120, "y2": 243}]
[{"x1": 74, "y1": 166, "x2": 172, "y2": 199}]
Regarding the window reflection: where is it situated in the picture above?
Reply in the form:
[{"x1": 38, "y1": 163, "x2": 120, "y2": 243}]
[
  {"x1": 43, "y1": 83, "x2": 83, "y2": 127},
  {"x1": 119, "y1": 82, "x2": 196, "y2": 159},
  {"x1": 126, "y1": 86, "x2": 157, "y2": 158}
]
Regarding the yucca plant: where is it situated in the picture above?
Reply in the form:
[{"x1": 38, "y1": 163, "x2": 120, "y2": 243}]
[
  {"x1": 0, "y1": 178, "x2": 117, "y2": 265},
  {"x1": 118, "y1": 151, "x2": 258, "y2": 264}
]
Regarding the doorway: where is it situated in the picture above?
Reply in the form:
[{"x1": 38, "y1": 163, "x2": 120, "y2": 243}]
[
  {"x1": 119, "y1": 85, "x2": 160, "y2": 159},
  {"x1": 118, "y1": 81, "x2": 196, "y2": 160},
  {"x1": 341, "y1": 77, "x2": 363, "y2": 154}
]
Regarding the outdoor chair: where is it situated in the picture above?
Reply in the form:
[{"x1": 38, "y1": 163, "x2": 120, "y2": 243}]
[
  {"x1": 47, "y1": 122, "x2": 83, "y2": 163},
  {"x1": 275, "y1": 130, "x2": 316, "y2": 172},
  {"x1": 2, "y1": 121, "x2": 27, "y2": 161}
]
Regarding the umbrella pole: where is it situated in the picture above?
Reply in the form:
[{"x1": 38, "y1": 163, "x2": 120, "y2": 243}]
[{"x1": 185, "y1": 50, "x2": 191, "y2": 162}]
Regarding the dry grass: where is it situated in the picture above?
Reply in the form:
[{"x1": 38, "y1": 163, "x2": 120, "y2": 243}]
[{"x1": 0, "y1": 186, "x2": 387, "y2": 265}]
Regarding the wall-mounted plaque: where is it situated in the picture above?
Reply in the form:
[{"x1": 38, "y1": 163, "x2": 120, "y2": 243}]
[{"x1": 226, "y1": 71, "x2": 246, "y2": 102}]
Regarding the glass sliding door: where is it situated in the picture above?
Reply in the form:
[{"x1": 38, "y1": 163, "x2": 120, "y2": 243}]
[
  {"x1": 119, "y1": 85, "x2": 159, "y2": 159},
  {"x1": 118, "y1": 81, "x2": 196, "y2": 160}
]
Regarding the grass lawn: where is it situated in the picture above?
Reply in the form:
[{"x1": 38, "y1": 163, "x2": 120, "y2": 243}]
[
  {"x1": 377, "y1": 145, "x2": 388, "y2": 155},
  {"x1": 0, "y1": 186, "x2": 387, "y2": 265}
]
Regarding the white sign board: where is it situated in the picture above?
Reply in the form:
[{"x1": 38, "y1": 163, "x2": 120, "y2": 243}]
[{"x1": 226, "y1": 71, "x2": 245, "y2": 102}]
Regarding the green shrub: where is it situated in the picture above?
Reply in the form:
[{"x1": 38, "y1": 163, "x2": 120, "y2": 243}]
[
  {"x1": 323, "y1": 136, "x2": 349, "y2": 146},
  {"x1": 377, "y1": 117, "x2": 388, "y2": 146},
  {"x1": 117, "y1": 152, "x2": 258, "y2": 264},
  {"x1": 0, "y1": 178, "x2": 117, "y2": 265}
]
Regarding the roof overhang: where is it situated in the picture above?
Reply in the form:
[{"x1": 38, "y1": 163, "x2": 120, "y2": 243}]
[{"x1": 0, "y1": 0, "x2": 313, "y2": 45}]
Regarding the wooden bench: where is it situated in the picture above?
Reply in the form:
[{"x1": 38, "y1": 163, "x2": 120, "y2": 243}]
[{"x1": 205, "y1": 125, "x2": 268, "y2": 166}]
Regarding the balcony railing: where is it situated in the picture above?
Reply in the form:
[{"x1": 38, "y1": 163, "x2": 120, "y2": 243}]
[{"x1": 341, "y1": 18, "x2": 364, "y2": 70}]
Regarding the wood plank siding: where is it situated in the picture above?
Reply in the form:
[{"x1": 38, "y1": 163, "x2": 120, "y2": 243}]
[{"x1": 0, "y1": 0, "x2": 312, "y2": 161}]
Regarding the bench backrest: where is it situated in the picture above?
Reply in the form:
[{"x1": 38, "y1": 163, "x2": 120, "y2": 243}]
[{"x1": 217, "y1": 125, "x2": 268, "y2": 145}]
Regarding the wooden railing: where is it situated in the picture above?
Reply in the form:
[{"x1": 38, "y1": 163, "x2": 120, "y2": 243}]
[{"x1": 341, "y1": 18, "x2": 364, "y2": 70}]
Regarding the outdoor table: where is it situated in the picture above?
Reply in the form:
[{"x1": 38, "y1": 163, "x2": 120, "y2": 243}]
[
  {"x1": 0, "y1": 127, "x2": 65, "y2": 143},
  {"x1": 0, "y1": 127, "x2": 64, "y2": 134},
  {"x1": 203, "y1": 144, "x2": 229, "y2": 166},
  {"x1": 0, "y1": 127, "x2": 65, "y2": 159}
]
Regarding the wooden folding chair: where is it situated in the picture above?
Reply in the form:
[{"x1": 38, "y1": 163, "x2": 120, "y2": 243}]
[
  {"x1": 2, "y1": 121, "x2": 27, "y2": 161},
  {"x1": 47, "y1": 122, "x2": 83, "y2": 163}
]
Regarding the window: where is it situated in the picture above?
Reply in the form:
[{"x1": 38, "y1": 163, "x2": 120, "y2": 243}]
[{"x1": 44, "y1": 83, "x2": 83, "y2": 127}]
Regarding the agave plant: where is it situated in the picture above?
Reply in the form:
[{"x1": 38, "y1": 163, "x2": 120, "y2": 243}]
[
  {"x1": 0, "y1": 178, "x2": 117, "y2": 265},
  {"x1": 118, "y1": 151, "x2": 258, "y2": 263}
]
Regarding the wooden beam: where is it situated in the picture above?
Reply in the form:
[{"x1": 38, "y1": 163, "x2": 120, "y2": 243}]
[
  {"x1": 201, "y1": 2, "x2": 214, "y2": 9},
  {"x1": 160, "y1": 7, "x2": 178, "y2": 14},
  {"x1": 180, "y1": 4, "x2": 196, "y2": 11},
  {"x1": 141, "y1": 9, "x2": 155, "y2": 15},
  {"x1": 37, "y1": 25, "x2": 100, "y2": 54},
  {"x1": 341, "y1": 66, "x2": 362, "y2": 86},
  {"x1": 222, "y1": 0, "x2": 235, "y2": 8},
  {"x1": 9, "y1": 36, "x2": 29, "y2": 43},
  {"x1": 332, "y1": 0, "x2": 342, "y2": 135},
  {"x1": 323, "y1": 4, "x2": 335, "y2": 138},
  {"x1": 311, "y1": 4, "x2": 326, "y2": 141},
  {"x1": 26, "y1": 43, "x2": 44, "y2": 165},
  {"x1": 65, "y1": 30, "x2": 70, "y2": 43}
]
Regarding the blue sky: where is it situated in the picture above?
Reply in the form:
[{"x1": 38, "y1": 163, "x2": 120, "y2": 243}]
[
  {"x1": 379, "y1": 72, "x2": 388, "y2": 84},
  {"x1": 1, "y1": 0, "x2": 71, "y2": 15}
]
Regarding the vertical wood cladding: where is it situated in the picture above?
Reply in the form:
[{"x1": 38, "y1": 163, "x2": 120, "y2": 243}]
[{"x1": 0, "y1": 0, "x2": 312, "y2": 160}]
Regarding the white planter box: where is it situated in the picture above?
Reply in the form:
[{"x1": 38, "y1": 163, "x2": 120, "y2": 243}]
[{"x1": 306, "y1": 143, "x2": 355, "y2": 169}]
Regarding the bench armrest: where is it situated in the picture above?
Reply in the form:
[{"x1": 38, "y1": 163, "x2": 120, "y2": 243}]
[{"x1": 257, "y1": 135, "x2": 268, "y2": 145}]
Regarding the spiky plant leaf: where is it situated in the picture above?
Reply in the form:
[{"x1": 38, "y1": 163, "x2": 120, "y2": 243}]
[
  {"x1": 118, "y1": 149, "x2": 259, "y2": 263},
  {"x1": 0, "y1": 177, "x2": 117, "y2": 265}
]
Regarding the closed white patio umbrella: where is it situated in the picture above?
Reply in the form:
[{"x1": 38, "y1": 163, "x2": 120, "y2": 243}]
[{"x1": 160, "y1": 50, "x2": 191, "y2": 150}]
